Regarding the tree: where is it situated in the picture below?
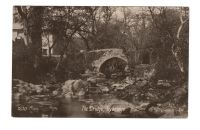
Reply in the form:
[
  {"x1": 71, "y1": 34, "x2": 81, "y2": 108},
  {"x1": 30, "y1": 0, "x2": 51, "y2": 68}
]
[
  {"x1": 148, "y1": 7, "x2": 189, "y2": 83},
  {"x1": 16, "y1": 6, "x2": 44, "y2": 69},
  {"x1": 171, "y1": 7, "x2": 189, "y2": 80},
  {"x1": 76, "y1": 6, "x2": 100, "y2": 51},
  {"x1": 42, "y1": 6, "x2": 110, "y2": 75}
]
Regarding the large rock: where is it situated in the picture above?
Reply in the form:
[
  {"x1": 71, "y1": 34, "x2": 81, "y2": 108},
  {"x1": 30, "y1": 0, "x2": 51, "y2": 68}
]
[
  {"x1": 157, "y1": 80, "x2": 172, "y2": 88},
  {"x1": 62, "y1": 79, "x2": 89, "y2": 98},
  {"x1": 13, "y1": 79, "x2": 48, "y2": 95},
  {"x1": 96, "y1": 83, "x2": 109, "y2": 93},
  {"x1": 135, "y1": 79, "x2": 148, "y2": 87},
  {"x1": 125, "y1": 76, "x2": 135, "y2": 84},
  {"x1": 87, "y1": 77, "x2": 106, "y2": 84},
  {"x1": 111, "y1": 83, "x2": 129, "y2": 91}
]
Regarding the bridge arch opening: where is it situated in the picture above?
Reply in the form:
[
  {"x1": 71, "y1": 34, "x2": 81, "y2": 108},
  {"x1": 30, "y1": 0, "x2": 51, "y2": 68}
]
[{"x1": 99, "y1": 57, "x2": 127, "y2": 78}]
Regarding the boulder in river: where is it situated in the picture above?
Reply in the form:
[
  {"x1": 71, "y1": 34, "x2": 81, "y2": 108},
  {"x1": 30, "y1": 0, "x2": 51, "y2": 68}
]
[
  {"x1": 13, "y1": 79, "x2": 49, "y2": 96},
  {"x1": 62, "y1": 79, "x2": 89, "y2": 98},
  {"x1": 96, "y1": 84, "x2": 110, "y2": 93},
  {"x1": 135, "y1": 79, "x2": 148, "y2": 87},
  {"x1": 157, "y1": 80, "x2": 171, "y2": 88},
  {"x1": 111, "y1": 83, "x2": 129, "y2": 91},
  {"x1": 87, "y1": 77, "x2": 107, "y2": 84}
]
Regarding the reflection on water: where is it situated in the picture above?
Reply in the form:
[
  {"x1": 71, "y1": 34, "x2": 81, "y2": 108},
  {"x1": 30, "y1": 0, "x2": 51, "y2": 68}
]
[
  {"x1": 56, "y1": 97, "x2": 89, "y2": 117},
  {"x1": 12, "y1": 94, "x2": 119, "y2": 117}
]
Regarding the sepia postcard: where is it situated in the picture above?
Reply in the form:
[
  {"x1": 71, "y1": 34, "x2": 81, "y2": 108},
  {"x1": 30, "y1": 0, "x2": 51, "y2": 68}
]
[{"x1": 12, "y1": 6, "x2": 189, "y2": 118}]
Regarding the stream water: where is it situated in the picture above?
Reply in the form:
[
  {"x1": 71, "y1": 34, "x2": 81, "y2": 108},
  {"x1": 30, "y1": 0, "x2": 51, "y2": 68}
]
[{"x1": 12, "y1": 93, "x2": 134, "y2": 117}]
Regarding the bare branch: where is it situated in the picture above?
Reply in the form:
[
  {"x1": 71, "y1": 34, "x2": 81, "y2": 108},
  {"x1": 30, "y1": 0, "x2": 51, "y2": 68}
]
[
  {"x1": 78, "y1": 32, "x2": 90, "y2": 50},
  {"x1": 148, "y1": 7, "x2": 159, "y2": 29}
]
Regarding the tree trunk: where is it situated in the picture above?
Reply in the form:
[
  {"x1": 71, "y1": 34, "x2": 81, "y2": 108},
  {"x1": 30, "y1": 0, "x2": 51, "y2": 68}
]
[
  {"x1": 55, "y1": 39, "x2": 70, "y2": 71},
  {"x1": 28, "y1": 7, "x2": 44, "y2": 69},
  {"x1": 171, "y1": 9, "x2": 188, "y2": 80},
  {"x1": 16, "y1": 6, "x2": 30, "y2": 46},
  {"x1": 172, "y1": 43, "x2": 184, "y2": 73}
]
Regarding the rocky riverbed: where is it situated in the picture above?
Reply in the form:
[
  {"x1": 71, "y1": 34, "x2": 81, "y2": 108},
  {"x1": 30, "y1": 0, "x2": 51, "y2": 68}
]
[{"x1": 12, "y1": 70, "x2": 188, "y2": 118}]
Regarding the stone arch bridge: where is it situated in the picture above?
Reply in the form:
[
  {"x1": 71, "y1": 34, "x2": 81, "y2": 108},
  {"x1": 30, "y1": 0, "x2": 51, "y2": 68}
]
[
  {"x1": 84, "y1": 49, "x2": 128, "y2": 73},
  {"x1": 82, "y1": 48, "x2": 158, "y2": 77}
]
